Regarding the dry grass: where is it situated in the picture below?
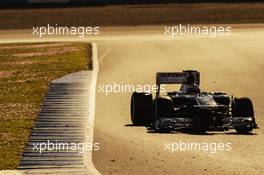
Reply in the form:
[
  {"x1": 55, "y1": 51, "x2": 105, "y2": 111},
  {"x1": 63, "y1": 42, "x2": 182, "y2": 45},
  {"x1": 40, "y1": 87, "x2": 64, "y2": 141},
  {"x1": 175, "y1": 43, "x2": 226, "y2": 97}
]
[
  {"x1": 13, "y1": 46, "x2": 81, "y2": 57},
  {"x1": 0, "y1": 42, "x2": 91, "y2": 169},
  {"x1": 0, "y1": 3, "x2": 263, "y2": 30},
  {"x1": 0, "y1": 43, "x2": 72, "y2": 49}
]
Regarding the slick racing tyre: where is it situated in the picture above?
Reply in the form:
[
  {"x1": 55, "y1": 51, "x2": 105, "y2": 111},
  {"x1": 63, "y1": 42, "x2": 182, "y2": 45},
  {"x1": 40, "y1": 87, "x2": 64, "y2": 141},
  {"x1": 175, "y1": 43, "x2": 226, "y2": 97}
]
[
  {"x1": 194, "y1": 112, "x2": 209, "y2": 134},
  {"x1": 232, "y1": 97, "x2": 255, "y2": 133},
  {"x1": 152, "y1": 99, "x2": 161, "y2": 131},
  {"x1": 131, "y1": 92, "x2": 153, "y2": 126},
  {"x1": 152, "y1": 97, "x2": 174, "y2": 132}
]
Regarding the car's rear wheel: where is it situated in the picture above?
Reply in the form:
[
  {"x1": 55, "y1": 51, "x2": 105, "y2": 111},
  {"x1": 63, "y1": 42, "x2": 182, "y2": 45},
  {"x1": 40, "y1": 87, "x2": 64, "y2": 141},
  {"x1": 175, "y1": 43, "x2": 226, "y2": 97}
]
[
  {"x1": 232, "y1": 97, "x2": 255, "y2": 134},
  {"x1": 131, "y1": 92, "x2": 153, "y2": 126}
]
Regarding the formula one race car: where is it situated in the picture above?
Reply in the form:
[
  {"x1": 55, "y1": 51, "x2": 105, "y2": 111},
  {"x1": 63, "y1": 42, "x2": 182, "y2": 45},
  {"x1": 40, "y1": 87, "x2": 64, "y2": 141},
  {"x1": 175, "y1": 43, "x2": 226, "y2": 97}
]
[{"x1": 130, "y1": 70, "x2": 258, "y2": 133}]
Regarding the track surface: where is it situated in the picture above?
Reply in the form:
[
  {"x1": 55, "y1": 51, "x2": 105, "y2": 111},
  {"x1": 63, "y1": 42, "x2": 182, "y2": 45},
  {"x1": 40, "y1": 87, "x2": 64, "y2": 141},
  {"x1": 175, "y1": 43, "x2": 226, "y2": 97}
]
[
  {"x1": 92, "y1": 26, "x2": 264, "y2": 175},
  {"x1": 0, "y1": 25, "x2": 263, "y2": 175}
]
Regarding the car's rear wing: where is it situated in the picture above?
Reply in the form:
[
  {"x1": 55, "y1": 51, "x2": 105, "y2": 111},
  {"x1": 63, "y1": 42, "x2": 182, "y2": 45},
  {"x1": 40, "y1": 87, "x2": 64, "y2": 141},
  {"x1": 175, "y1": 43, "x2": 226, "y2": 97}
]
[{"x1": 156, "y1": 70, "x2": 200, "y2": 95}]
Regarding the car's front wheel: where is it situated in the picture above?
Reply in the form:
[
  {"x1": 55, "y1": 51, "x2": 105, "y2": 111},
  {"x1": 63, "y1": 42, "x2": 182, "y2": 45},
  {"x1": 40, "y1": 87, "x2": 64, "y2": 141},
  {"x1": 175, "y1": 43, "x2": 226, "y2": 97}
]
[
  {"x1": 193, "y1": 111, "x2": 209, "y2": 134},
  {"x1": 131, "y1": 92, "x2": 153, "y2": 126},
  {"x1": 232, "y1": 97, "x2": 255, "y2": 134},
  {"x1": 152, "y1": 99, "x2": 161, "y2": 131}
]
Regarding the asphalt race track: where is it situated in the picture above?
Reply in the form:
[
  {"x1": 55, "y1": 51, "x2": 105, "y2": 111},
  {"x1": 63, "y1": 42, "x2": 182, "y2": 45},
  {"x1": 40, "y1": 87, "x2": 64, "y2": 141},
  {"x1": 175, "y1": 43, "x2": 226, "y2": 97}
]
[
  {"x1": 0, "y1": 25, "x2": 264, "y2": 175},
  {"x1": 92, "y1": 26, "x2": 264, "y2": 175}
]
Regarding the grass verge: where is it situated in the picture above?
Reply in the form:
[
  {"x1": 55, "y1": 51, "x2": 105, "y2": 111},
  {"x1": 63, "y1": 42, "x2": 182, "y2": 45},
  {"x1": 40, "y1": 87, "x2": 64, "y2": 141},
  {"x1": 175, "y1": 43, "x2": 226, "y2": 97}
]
[{"x1": 0, "y1": 42, "x2": 91, "y2": 169}]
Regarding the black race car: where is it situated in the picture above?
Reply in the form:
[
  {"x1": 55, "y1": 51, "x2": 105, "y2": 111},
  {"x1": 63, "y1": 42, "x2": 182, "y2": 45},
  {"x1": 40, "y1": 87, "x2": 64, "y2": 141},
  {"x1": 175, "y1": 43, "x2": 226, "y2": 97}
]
[{"x1": 131, "y1": 70, "x2": 258, "y2": 133}]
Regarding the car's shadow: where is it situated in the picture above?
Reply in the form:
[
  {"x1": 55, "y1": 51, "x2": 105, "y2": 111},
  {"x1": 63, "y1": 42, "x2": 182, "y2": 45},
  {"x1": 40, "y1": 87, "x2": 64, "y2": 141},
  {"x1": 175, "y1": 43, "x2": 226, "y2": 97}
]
[
  {"x1": 125, "y1": 124, "x2": 257, "y2": 136},
  {"x1": 125, "y1": 124, "x2": 147, "y2": 127}
]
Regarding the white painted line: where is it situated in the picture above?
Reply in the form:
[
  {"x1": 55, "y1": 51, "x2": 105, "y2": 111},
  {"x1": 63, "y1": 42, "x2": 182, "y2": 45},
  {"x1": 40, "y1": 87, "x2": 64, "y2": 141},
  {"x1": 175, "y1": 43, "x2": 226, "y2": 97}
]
[
  {"x1": 83, "y1": 43, "x2": 101, "y2": 175},
  {"x1": 0, "y1": 170, "x2": 22, "y2": 175},
  {"x1": 99, "y1": 47, "x2": 111, "y2": 64}
]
